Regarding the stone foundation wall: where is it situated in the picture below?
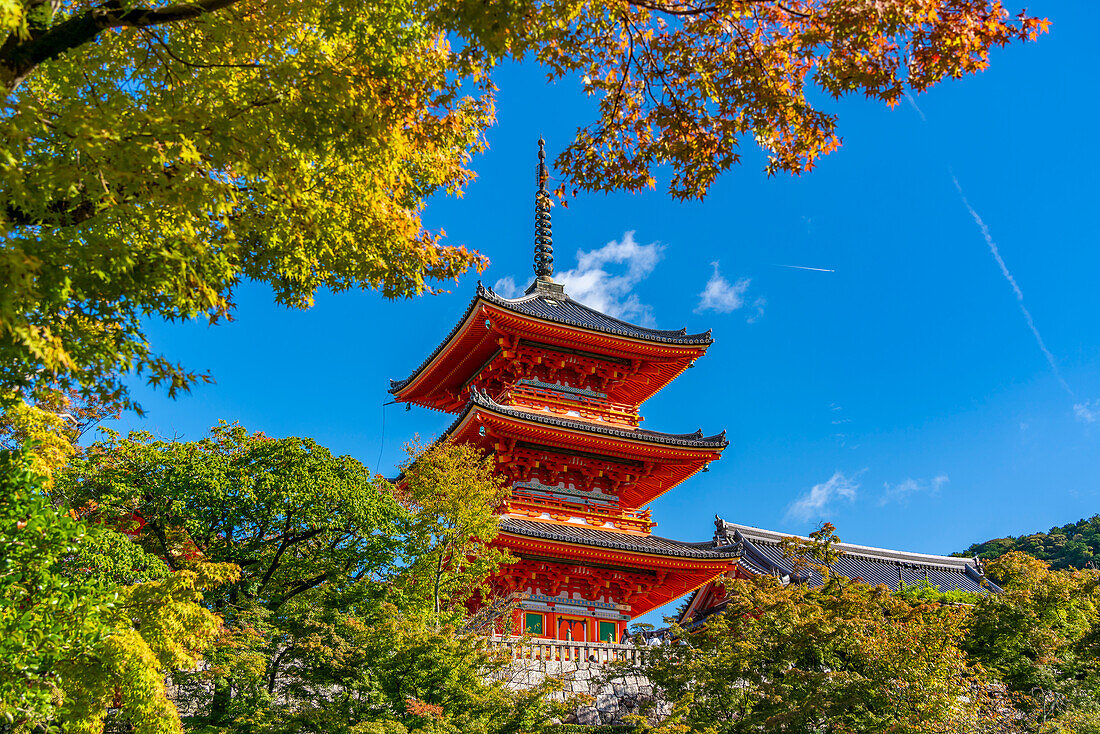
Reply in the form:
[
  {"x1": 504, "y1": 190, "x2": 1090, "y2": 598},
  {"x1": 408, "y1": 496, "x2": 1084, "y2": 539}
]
[
  {"x1": 499, "y1": 659, "x2": 670, "y2": 726},
  {"x1": 167, "y1": 655, "x2": 670, "y2": 727}
]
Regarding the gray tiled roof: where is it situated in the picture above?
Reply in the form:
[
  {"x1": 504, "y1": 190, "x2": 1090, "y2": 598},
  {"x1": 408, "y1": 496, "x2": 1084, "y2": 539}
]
[
  {"x1": 390, "y1": 282, "x2": 712, "y2": 394},
  {"x1": 455, "y1": 388, "x2": 728, "y2": 448},
  {"x1": 717, "y1": 521, "x2": 1000, "y2": 594},
  {"x1": 501, "y1": 517, "x2": 744, "y2": 560},
  {"x1": 480, "y1": 283, "x2": 713, "y2": 345}
]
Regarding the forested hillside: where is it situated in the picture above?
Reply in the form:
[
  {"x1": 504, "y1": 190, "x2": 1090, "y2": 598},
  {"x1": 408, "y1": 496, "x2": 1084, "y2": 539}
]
[{"x1": 962, "y1": 515, "x2": 1100, "y2": 570}]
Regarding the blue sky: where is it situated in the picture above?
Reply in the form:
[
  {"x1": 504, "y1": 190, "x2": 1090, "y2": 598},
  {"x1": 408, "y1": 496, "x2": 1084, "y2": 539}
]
[{"x1": 111, "y1": 3, "x2": 1098, "y2": 621}]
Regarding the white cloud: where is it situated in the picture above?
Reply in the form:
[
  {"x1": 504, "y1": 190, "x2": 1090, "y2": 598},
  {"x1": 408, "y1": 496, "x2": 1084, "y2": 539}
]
[
  {"x1": 785, "y1": 471, "x2": 860, "y2": 523},
  {"x1": 695, "y1": 262, "x2": 760, "y2": 320},
  {"x1": 1075, "y1": 401, "x2": 1100, "y2": 423},
  {"x1": 492, "y1": 276, "x2": 521, "y2": 298},
  {"x1": 554, "y1": 231, "x2": 665, "y2": 326},
  {"x1": 748, "y1": 297, "x2": 766, "y2": 324},
  {"x1": 491, "y1": 231, "x2": 663, "y2": 325},
  {"x1": 879, "y1": 474, "x2": 948, "y2": 506}
]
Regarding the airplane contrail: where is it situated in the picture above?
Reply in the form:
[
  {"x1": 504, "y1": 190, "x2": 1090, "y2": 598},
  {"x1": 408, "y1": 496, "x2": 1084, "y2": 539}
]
[
  {"x1": 773, "y1": 264, "x2": 836, "y2": 273},
  {"x1": 904, "y1": 92, "x2": 927, "y2": 123},
  {"x1": 952, "y1": 176, "x2": 1073, "y2": 397}
]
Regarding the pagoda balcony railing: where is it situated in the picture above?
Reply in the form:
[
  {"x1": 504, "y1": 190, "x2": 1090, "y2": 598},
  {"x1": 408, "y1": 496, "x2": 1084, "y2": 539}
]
[
  {"x1": 489, "y1": 635, "x2": 646, "y2": 665},
  {"x1": 500, "y1": 385, "x2": 641, "y2": 428},
  {"x1": 505, "y1": 496, "x2": 653, "y2": 531}
]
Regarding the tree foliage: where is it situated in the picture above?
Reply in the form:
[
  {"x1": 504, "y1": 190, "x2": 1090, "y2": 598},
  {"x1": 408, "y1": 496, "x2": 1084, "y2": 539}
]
[
  {"x1": 0, "y1": 0, "x2": 1047, "y2": 421},
  {"x1": 0, "y1": 389, "x2": 116, "y2": 478},
  {"x1": 56, "y1": 426, "x2": 540, "y2": 732},
  {"x1": 644, "y1": 572, "x2": 984, "y2": 734},
  {"x1": 641, "y1": 537, "x2": 1100, "y2": 734},
  {"x1": 963, "y1": 515, "x2": 1100, "y2": 572},
  {"x1": 540, "y1": 0, "x2": 1049, "y2": 197},
  {"x1": 258, "y1": 597, "x2": 561, "y2": 734},
  {"x1": 0, "y1": 448, "x2": 233, "y2": 733},
  {"x1": 396, "y1": 439, "x2": 512, "y2": 623},
  {"x1": 60, "y1": 422, "x2": 407, "y2": 601},
  {"x1": 0, "y1": 0, "x2": 492, "y2": 418},
  {"x1": 965, "y1": 552, "x2": 1100, "y2": 732},
  {"x1": 58, "y1": 422, "x2": 409, "y2": 724}
]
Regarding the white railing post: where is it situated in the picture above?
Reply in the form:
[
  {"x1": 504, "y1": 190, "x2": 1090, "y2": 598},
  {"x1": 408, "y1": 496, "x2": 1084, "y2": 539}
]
[{"x1": 489, "y1": 635, "x2": 642, "y2": 667}]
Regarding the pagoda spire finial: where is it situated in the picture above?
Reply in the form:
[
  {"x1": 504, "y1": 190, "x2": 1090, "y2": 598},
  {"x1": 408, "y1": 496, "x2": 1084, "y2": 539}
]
[{"x1": 534, "y1": 138, "x2": 554, "y2": 279}]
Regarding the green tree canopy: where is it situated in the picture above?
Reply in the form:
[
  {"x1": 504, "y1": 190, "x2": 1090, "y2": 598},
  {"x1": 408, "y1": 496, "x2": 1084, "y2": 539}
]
[
  {"x1": 57, "y1": 425, "x2": 535, "y2": 730},
  {"x1": 0, "y1": 448, "x2": 233, "y2": 733},
  {"x1": 396, "y1": 439, "x2": 512, "y2": 623},
  {"x1": 59, "y1": 423, "x2": 409, "y2": 724},
  {"x1": 963, "y1": 514, "x2": 1100, "y2": 571},
  {"x1": 965, "y1": 551, "x2": 1100, "y2": 731},
  {"x1": 644, "y1": 572, "x2": 984, "y2": 734},
  {"x1": 59, "y1": 422, "x2": 407, "y2": 599}
]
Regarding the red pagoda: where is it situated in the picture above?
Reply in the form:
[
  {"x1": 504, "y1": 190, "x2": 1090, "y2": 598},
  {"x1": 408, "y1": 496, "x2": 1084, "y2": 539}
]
[{"x1": 390, "y1": 141, "x2": 740, "y2": 644}]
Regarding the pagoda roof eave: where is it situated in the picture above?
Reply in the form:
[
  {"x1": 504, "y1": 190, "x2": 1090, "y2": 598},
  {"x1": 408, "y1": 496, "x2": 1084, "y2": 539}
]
[
  {"x1": 446, "y1": 387, "x2": 728, "y2": 450},
  {"x1": 497, "y1": 519, "x2": 740, "y2": 618},
  {"x1": 389, "y1": 282, "x2": 714, "y2": 399},
  {"x1": 479, "y1": 283, "x2": 714, "y2": 346},
  {"x1": 499, "y1": 517, "x2": 743, "y2": 561},
  {"x1": 389, "y1": 288, "x2": 485, "y2": 396}
]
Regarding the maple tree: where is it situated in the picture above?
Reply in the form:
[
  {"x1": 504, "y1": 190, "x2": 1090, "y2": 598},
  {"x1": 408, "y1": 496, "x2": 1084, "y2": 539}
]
[
  {"x1": 58, "y1": 423, "x2": 408, "y2": 724},
  {"x1": 394, "y1": 439, "x2": 512, "y2": 623},
  {"x1": 542, "y1": 0, "x2": 1050, "y2": 197},
  {"x1": 0, "y1": 448, "x2": 234, "y2": 733},
  {"x1": 56, "y1": 427, "x2": 532, "y2": 731},
  {"x1": 965, "y1": 552, "x2": 1100, "y2": 732},
  {"x1": 638, "y1": 523, "x2": 991, "y2": 733},
  {"x1": 0, "y1": 0, "x2": 1047, "y2": 431},
  {"x1": 642, "y1": 572, "x2": 985, "y2": 734},
  {"x1": 0, "y1": 389, "x2": 116, "y2": 478},
  {"x1": 635, "y1": 530, "x2": 1100, "y2": 734}
]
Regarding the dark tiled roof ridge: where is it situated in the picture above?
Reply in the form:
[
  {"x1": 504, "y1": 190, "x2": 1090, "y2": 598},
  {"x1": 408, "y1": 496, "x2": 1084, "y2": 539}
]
[
  {"x1": 501, "y1": 517, "x2": 744, "y2": 560},
  {"x1": 707, "y1": 519, "x2": 1003, "y2": 594},
  {"x1": 389, "y1": 281, "x2": 712, "y2": 396},
  {"x1": 464, "y1": 387, "x2": 728, "y2": 448},
  {"x1": 481, "y1": 282, "x2": 714, "y2": 344},
  {"x1": 720, "y1": 520, "x2": 973, "y2": 570}
]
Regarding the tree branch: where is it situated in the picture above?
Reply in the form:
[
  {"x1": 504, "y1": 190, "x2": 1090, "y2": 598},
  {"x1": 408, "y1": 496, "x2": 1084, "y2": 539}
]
[
  {"x1": 255, "y1": 526, "x2": 327, "y2": 597},
  {"x1": 1, "y1": 0, "x2": 241, "y2": 93},
  {"x1": 271, "y1": 570, "x2": 329, "y2": 610},
  {"x1": 5, "y1": 197, "x2": 98, "y2": 227}
]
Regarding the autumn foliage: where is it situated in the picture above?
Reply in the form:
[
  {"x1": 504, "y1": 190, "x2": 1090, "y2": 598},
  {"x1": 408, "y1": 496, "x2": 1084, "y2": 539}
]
[
  {"x1": 531, "y1": 0, "x2": 1049, "y2": 196},
  {"x1": 0, "y1": 0, "x2": 1048, "y2": 431},
  {"x1": 642, "y1": 544, "x2": 1100, "y2": 734}
]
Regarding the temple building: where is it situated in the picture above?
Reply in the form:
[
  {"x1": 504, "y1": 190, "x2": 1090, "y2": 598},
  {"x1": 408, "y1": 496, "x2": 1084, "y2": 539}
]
[
  {"x1": 678, "y1": 518, "x2": 1000, "y2": 625},
  {"x1": 389, "y1": 140, "x2": 742, "y2": 643},
  {"x1": 391, "y1": 141, "x2": 997, "y2": 645}
]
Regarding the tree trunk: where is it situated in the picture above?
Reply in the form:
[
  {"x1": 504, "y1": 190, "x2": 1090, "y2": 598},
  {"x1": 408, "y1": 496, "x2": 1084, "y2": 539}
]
[
  {"x1": 210, "y1": 677, "x2": 231, "y2": 723},
  {"x1": 433, "y1": 546, "x2": 444, "y2": 624},
  {"x1": 210, "y1": 594, "x2": 233, "y2": 722}
]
